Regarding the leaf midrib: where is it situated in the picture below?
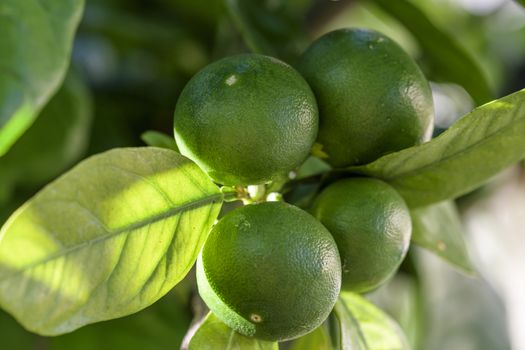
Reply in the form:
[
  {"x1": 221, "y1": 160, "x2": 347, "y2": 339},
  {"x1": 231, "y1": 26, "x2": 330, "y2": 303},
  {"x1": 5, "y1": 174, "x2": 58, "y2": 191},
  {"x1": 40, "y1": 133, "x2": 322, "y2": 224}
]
[{"x1": 0, "y1": 192, "x2": 222, "y2": 282}]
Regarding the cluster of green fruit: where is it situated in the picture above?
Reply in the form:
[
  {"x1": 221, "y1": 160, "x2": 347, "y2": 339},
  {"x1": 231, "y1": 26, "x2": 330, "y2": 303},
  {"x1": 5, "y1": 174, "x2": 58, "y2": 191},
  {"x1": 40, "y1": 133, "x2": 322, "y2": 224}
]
[{"x1": 173, "y1": 28, "x2": 434, "y2": 342}]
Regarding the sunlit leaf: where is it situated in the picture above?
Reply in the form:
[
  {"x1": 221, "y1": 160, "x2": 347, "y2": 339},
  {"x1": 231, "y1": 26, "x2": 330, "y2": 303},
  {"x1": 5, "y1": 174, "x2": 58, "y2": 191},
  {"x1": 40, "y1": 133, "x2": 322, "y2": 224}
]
[
  {"x1": 0, "y1": 0, "x2": 84, "y2": 155},
  {"x1": 350, "y1": 89, "x2": 525, "y2": 207},
  {"x1": 411, "y1": 201, "x2": 475, "y2": 274},
  {"x1": 188, "y1": 313, "x2": 278, "y2": 350},
  {"x1": 373, "y1": 0, "x2": 492, "y2": 105},
  {"x1": 0, "y1": 148, "x2": 222, "y2": 335},
  {"x1": 332, "y1": 294, "x2": 409, "y2": 350}
]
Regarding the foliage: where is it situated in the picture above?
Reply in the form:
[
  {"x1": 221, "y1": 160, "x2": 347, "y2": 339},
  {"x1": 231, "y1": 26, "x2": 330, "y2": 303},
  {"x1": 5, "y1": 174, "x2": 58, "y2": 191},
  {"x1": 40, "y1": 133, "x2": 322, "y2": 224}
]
[
  {"x1": 0, "y1": 0, "x2": 84, "y2": 156},
  {"x1": 0, "y1": 0, "x2": 524, "y2": 348},
  {"x1": 349, "y1": 89, "x2": 525, "y2": 207},
  {"x1": 0, "y1": 72, "x2": 92, "y2": 204},
  {"x1": 0, "y1": 148, "x2": 222, "y2": 335},
  {"x1": 188, "y1": 313, "x2": 278, "y2": 350},
  {"x1": 330, "y1": 293, "x2": 409, "y2": 349}
]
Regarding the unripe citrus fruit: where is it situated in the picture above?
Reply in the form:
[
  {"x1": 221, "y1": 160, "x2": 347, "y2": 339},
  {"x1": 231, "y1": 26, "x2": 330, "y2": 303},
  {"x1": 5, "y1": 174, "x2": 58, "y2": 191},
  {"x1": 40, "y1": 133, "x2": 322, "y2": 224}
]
[
  {"x1": 174, "y1": 54, "x2": 319, "y2": 186},
  {"x1": 297, "y1": 28, "x2": 434, "y2": 167},
  {"x1": 311, "y1": 178, "x2": 411, "y2": 293},
  {"x1": 197, "y1": 201, "x2": 341, "y2": 341}
]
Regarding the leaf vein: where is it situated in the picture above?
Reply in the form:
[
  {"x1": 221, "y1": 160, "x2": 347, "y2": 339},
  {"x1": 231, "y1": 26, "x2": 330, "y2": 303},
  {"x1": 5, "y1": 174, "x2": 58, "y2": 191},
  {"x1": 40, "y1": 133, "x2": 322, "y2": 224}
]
[
  {"x1": 106, "y1": 164, "x2": 175, "y2": 207},
  {"x1": 0, "y1": 193, "x2": 222, "y2": 282}
]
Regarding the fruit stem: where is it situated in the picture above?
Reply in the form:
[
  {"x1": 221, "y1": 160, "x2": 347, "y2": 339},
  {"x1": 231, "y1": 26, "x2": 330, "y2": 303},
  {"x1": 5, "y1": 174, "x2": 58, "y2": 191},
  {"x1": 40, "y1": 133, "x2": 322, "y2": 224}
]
[{"x1": 220, "y1": 186, "x2": 240, "y2": 202}]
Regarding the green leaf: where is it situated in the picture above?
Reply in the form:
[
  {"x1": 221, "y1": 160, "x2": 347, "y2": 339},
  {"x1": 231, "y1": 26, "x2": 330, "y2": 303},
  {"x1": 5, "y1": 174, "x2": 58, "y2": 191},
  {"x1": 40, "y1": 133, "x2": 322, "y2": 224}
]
[
  {"x1": 368, "y1": 273, "x2": 425, "y2": 350},
  {"x1": 295, "y1": 156, "x2": 331, "y2": 179},
  {"x1": 0, "y1": 0, "x2": 84, "y2": 156},
  {"x1": 332, "y1": 294, "x2": 409, "y2": 350},
  {"x1": 411, "y1": 201, "x2": 475, "y2": 274},
  {"x1": 289, "y1": 326, "x2": 330, "y2": 350},
  {"x1": 141, "y1": 131, "x2": 179, "y2": 153},
  {"x1": 188, "y1": 313, "x2": 278, "y2": 350},
  {"x1": 516, "y1": 0, "x2": 525, "y2": 7},
  {"x1": 350, "y1": 89, "x2": 525, "y2": 207},
  {"x1": 0, "y1": 71, "x2": 92, "y2": 197},
  {"x1": 329, "y1": 301, "x2": 364, "y2": 349},
  {"x1": 373, "y1": 0, "x2": 492, "y2": 105},
  {"x1": 0, "y1": 147, "x2": 223, "y2": 335}
]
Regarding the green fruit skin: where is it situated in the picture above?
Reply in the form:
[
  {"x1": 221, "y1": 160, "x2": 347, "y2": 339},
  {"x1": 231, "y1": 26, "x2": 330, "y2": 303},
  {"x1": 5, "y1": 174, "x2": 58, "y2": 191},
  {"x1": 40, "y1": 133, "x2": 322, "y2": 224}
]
[
  {"x1": 311, "y1": 178, "x2": 412, "y2": 293},
  {"x1": 197, "y1": 201, "x2": 341, "y2": 342},
  {"x1": 174, "y1": 54, "x2": 319, "y2": 186},
  {"x1": 297, "y1": 28, "x2": 434, "y2": 167}
]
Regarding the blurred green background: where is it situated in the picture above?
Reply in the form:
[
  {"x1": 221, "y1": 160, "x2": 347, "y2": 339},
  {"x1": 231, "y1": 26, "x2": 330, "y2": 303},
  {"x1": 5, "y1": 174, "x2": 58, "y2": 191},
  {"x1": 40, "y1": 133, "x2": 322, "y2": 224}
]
[{"x1": 1, "y1": 0, "x2": 525, "y2": 349}]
